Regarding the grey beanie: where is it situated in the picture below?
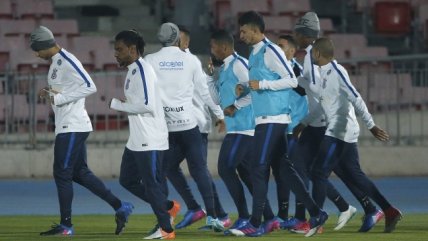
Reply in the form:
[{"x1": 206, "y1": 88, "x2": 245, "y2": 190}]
[
  {"x1": 294, "y1": 12, "x2": 320, "y2": 38},
  {"x1": 30, "y1": 26, "x2": 56, "y2": 51},
  {"x1": 157, "y1": 22, "x2": 180, "y2": 47}
]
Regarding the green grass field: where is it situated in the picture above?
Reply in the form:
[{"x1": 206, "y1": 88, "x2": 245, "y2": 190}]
[{"x1": 0, "y1": 214, "x2": 426, "y2": 241}]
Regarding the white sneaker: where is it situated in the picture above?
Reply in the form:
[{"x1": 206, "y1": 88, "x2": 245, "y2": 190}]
[
  {"x1": 334, "y1": 205, "x2": 357, "y2": 231},
  {"x1": 143, "y1": 227, "x2": 175, "y2": 239},
  {"x1": 206, "y1": 216, "x2": 225, "y2": 231}
]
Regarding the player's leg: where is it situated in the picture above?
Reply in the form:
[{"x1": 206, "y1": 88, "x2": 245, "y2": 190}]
[
  {"x1": 73, "y1": 141, "x2": 131, "y2": 235},
  {"x1": 218, "y1": 134, "x2": 251, "y2": 221},
  {"x1": 200, "y1": 133, "x2": 229, "y2": 226},
  {"x1": 182, "y1": 127, "x2": 222, "y2": 230},
  {"x1": 166, "y1": 131, "x2": 205, "y2": 229},
  {"x1": 339, "y1": 143, "x2": 402, "y2": 233},
  {"x1": 40, "y1": 132, "x2": 82, "y2": 236},
  {"x1": 134, "y1": 150, "x2": 175, "y2": 239}
]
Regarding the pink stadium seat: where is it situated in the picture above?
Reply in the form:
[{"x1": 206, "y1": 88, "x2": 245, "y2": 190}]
[
  {"x1": 15, "y1": 0, "x2": 54, "y2": 20},
  {"x1": 0, "y1": 19, "x2": 36, "y2": 36},
  {"x1": 0, "y1": 0, "x2": 13, "y2": 19},
  {"x1": 230, "y1": 0, "x2": 270, "y2": 16},
  {"x1": 349, "y1": 74, "x2": 369, "y2": 100},
  {"x1": 70, "y1": 36, "x2": 111, "y2": 53},
  {"x1": 271, "y1": 0, "x2": 311, "y2": 16},
  {"x1": 374, "y1": 1, "x2": 412, "y2": 34},
  {"x1": 39, "y1": 19, "x2": 79, "y2": 37},
  {"x1": 8, "y1": 50, "x2": 50, "y2": 74},
  {"x1": 350, "y1": 46, "x2": 388, "y2": 58},
  {"x1": 329, "y1": 34, "x2": 367, "y2": 48},
  {"x1": 263, "y1": 16, "x2": 293, "y2": 34},
  {"x1": 320, "y1": 18, "x2": 335, "y2": 35},
  {"x1": 213, "y1": 0, "x2": 232, "y2": 28},
  {"x1": 67, "y1": 49, "x2": 95, "y2": 72},
  {"x1": 0, "y1": 36, "x2": 26, "y2": 72},
  {"x1": 94, "y1": 49, "x2": 118, "y2": 70}
]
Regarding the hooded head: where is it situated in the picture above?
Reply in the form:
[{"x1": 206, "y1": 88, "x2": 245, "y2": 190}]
[{"x1": 157, "y1": 22, "x2": 180, "y2": 47}]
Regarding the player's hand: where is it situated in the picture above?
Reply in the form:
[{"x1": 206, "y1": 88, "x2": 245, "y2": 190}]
[
  {"x1": 207, "y1": 58, "x2": 214, "y2": 76},
  {"x1": 223, "y1": 105, "x2": 237, "y2": 117},
  {"x1": 215, "y1": 119, "x2": 225, "y2": 133},
  {"x1": 235, "y1": 84, "x2": 244, "y2": 97},
  {"x1": 249, "y1": 80, "x2": 260, "y2": 90},
  {"x1": 38, "y1": 87, "x2": 50, "y2": 100},
  {"x1": 370, "y1": 126, "x2": 390, "y2": 142},
  {"x1": 292, "y1": 123, "x2": 306, "y2": 139}
]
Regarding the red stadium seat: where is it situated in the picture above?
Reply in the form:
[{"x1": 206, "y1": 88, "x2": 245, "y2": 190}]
[
  {"x1": 374, "y1": 1, "x2": 412, "y2": 34},
  {"x1": 15, "y1": 0, "x2": 54, "y2": 20},
  {"x1": 0, "y1": 0, "x2": 13, "y2": 19},
  {"x1": 230, "y1": 0, "x2": 270, "y2": 16},
  {"x1": 271, "y1": 0, "x2": 310, "y2": 17},
  {"x1": 263, "y1": 16, "x2": 293, "y2": 35},
  {"x1": 350, "y1": 46, "x2": 389, "y2": 58}
]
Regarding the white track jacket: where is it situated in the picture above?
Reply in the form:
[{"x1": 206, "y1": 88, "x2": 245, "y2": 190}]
[{"x1": 110, "y1": 57, "x2": 168, "y2": 151}]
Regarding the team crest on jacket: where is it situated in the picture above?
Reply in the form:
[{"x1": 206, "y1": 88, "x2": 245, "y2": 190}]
[
  {"x1": 57, "y1": 59, "x2": 62, "y2": 65},
  {"x1": 132, "y1": 69, "x2": 136, "y2": 75},
  {"x1": 51, "y1": 69, "x2": 58, "y2": 79},
  {"x1": 327, "y1": 69, "x2": 332, "y2": 75},
  {"x1": 125, "y1": 79, "x2": 130, "y2": 89}
]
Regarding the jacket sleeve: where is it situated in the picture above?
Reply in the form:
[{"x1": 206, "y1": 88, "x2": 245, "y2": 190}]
[
  {"x1": 258, "y1": 45, "x2": 297, "y2": 90},
  {"x1": 338, "y1": 67, "x2": 375, "y2": 129},
  {"x1": 110, "y1": 63, "x2": 155, "y2": 115},
  {"x1": 193, "y1": 57, "x2": 224, "y2": 119},
  {"x1": 53, "y1": 63, "x2": 97, "y2": 106}
]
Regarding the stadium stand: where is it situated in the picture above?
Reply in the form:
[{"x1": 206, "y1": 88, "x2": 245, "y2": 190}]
[
  {"x1": 0, "y1": 0, "x2": 13, "y2": 19},
  {"x1": 15, "y1": 0, "x2": 54, "y2": 20},
  {"x1": 271, "y1": 0, "x2": 311, "y2": 17}
]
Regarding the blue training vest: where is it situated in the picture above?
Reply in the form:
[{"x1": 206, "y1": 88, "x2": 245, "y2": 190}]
[
  {"x1": 218, "y1": 54, "x2": 255, "y2": 132},
  {"x1": 249, "y1": 40, "x2": 291, "y2": 117},
  {"x1": 287, "y1": 59, "x2": 308, "y2": 133}
]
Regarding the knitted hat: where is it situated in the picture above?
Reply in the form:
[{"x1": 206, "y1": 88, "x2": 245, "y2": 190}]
[
  {"x1": 157, "y1": 22, "x2": 180, "y2": 46},
  {"x1": 294, "y1": 12, "x2": 320, "y2": 38},
  {"x1": 30, "y1": 26, "x2": 56, "y2": 51}
]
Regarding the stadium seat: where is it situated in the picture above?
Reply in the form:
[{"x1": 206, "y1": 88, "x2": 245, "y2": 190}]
[
  {"x1": 8, "y1": 50, "x2": 50, "y2": 74},
  {"x1": 320, "y1": 18, "x2": 335, "y2": 35},
  {"x1": 0, "y1": 36, "x2": 26, "y2": 72},
  {"x1": 212, "y1": 0, "x2": 232, "y2": 29},
  {"x1": 0, "y1": 19, "x2": 36, "y2": 37},
  {"x1": 94, "y1": 48, "x2": 118, "y2": 70},
  {"x1": 0, "y1": 0, "x2": 13, "y2": 19},
  {"x1": 350, "y1": 74, "x2": 369, "y2": 100},
  {"x1": 374, "y1": 1, "x2": 412, "y2": 34},
  {"x1": 263, "y1": 16, "x2": 293, "y2": 35},
  {"x1": 39, "y1": 19, "x2": 79, "y2": 37},
  {"x1": 271, "y1": 0, "x2": 311, "y2": 16},
  {"x1": 230, "y1": 0, "x2": 270, "y2": 16},
  {"x1": 15, "y1": 0, "x2": 54, "y2": 20},
  {"x1": 68, "y1": 50, "x2": 95, "y2": 72},
  {"x1": 350, "y1": 46, "x2": 389, "y2": 58}
]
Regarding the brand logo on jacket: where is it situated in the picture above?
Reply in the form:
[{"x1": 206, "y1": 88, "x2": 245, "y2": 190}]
[
  {"x1": 158, "y1": 61, "x2": 184, "y2": 70},
  {"x1": 51, "y1": 69, "x2": 58, "y2": 79}
]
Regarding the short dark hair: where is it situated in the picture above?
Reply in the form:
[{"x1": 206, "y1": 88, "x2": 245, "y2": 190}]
[
  {"x1": 312, "y1": 37, "x2": 334, "y2": 58},
  {"x1": 238, "y1": 11, "x2": 265, "y2": 33},
  {"x1": 210, "y1": 30, "x2": 234, "y2": 46},
  {"x1": 115, "y1": 30, "x2": 145, "y2": 56},
  {"x1": 177, "y1": 25, "x2": 190, "y2": 37},
  {"x1": 278, "y1": 35, "x2": 297, "y2": 49}
]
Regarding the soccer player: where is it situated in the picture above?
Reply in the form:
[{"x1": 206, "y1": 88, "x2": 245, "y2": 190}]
[
  {"x1": 109, "y1": 30, "x2": 177, "y2": 240},
  {"x1": 278, "y1": 33, "x2": 358, "y2": 233},
  {"x1": 31, "y1": 26, "x2": 133, "y2": 236},
  {"x1": 208, "y1": 29, "x2": 257, "y2": 234},
  {"x1": 309, "y1": 37, "x2": 402, "y2": 233},
  {"x1": 292, "y1": 12, "x2": 384, "y2": 233},
  {"x1": 145, "y1": 22, "x2": 224, "y2": 231},
  {"x1": 165, "y1": 25, "x2": 231, "y2": 230},
  {"x1": 229, "y1": 11, "x2": 328, "y2": 237}
]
